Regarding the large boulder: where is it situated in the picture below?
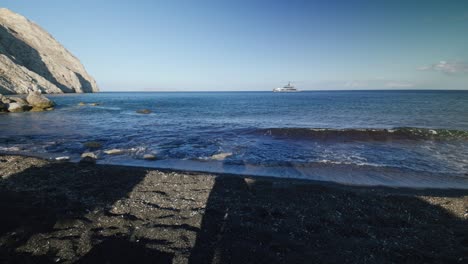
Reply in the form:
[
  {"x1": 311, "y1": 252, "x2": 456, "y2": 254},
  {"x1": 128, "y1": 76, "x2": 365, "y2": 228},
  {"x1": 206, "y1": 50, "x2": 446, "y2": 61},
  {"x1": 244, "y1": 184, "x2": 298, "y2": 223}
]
[
  {"x1": 26, "y1": 90, "x2": 55, "y2": 110},
  {"x1": 0, "y1": 8, "x2": 99, "y2": 94}
]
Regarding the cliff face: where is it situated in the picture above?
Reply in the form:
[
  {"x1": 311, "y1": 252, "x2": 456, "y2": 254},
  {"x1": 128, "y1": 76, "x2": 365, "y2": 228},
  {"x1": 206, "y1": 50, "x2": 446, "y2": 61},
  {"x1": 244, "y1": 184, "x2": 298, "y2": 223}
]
[{"x1": 0, "y1": 8, "x2": 98, "y2": 94}]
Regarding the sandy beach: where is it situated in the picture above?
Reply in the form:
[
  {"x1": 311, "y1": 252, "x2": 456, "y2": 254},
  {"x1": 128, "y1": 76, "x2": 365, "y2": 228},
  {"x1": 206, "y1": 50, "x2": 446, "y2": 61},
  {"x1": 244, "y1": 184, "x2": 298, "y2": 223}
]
[{"x1": 0, "y1": 154, "x2": 466, "y2": 263}]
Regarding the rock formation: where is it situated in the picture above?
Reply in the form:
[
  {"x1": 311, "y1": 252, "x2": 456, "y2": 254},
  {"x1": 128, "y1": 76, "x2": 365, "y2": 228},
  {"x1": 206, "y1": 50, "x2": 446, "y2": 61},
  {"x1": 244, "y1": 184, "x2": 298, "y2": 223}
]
[
  {"x1": 0, "y1": 91, "x2": 55, "y2": 112},
  {"x1": 0, "y1": 8, "x2": 98, "y2": 94},
  {"x1": 26, "y1": 90, "x2": 55, "y2": 110}
]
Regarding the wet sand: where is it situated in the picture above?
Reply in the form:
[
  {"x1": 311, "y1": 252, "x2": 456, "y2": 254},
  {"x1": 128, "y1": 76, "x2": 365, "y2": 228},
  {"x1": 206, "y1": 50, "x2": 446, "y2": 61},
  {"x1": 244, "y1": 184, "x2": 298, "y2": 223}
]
[{"x1": 0, "y1": 155, "x2": 467, "y2": 263}]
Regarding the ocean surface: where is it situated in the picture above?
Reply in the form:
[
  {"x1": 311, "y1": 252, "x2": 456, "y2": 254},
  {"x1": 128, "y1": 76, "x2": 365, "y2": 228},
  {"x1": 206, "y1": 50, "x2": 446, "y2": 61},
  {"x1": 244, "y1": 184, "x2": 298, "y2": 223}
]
[{"x1": 1, "y1": 90, "x2": 468, "y2": 188}]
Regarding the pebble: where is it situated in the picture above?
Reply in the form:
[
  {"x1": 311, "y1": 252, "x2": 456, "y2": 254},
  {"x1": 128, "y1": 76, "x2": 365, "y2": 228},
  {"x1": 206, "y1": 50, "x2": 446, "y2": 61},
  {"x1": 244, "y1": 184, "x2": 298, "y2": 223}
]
[
  {"x1": 143, "y1": 154, "x2": 157, "y2": 160},
  {"x1": 210, "y1": 152, "x2": 232, "y2": 161},
  {"x1": 55, "y1": 156, "x2": 70, "y2": 161},
  {"x1": 104, "y1": 149, "x2": 124, "y2": 155},
  {"x1": 80, "y1": 152, "x2": 98, "y2": 163}
]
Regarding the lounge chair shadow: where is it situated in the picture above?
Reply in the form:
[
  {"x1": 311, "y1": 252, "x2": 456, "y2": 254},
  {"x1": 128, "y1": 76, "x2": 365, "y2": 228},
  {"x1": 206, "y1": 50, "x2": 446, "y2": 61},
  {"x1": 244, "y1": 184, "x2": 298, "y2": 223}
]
[
  {"x1": 0, "y1": 159, "x2": 174, "y2": 263},
  {"x1": 189, "y1": 172, "x2": 468, "y2": 263}
]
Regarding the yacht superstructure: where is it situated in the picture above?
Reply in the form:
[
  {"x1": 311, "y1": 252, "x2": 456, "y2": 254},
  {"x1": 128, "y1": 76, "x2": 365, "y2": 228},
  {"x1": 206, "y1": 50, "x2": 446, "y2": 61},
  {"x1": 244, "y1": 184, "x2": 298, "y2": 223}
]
[{"x1": 273, "y1": 82, "x2": 299, "y2": 92}]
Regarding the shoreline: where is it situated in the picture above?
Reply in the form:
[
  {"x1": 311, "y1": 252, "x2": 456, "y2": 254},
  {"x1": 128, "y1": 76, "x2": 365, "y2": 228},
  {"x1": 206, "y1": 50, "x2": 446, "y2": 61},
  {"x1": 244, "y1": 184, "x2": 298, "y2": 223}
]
[
  {"x1": 0, "y1": 154, "x2": 467, "y2": 263},
  {"x1": 2, "y1": 152, "x2": 468, "y2": 194},
  {"x1": 2, "y1": 151, "x2": 468, "y2": 190}
]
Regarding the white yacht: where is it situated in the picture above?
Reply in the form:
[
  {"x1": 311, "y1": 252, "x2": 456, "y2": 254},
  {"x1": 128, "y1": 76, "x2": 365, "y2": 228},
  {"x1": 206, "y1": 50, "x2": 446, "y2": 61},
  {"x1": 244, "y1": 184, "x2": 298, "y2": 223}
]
[{"x1": 273, "y1": 82, "x2": 299, "y2": 92}]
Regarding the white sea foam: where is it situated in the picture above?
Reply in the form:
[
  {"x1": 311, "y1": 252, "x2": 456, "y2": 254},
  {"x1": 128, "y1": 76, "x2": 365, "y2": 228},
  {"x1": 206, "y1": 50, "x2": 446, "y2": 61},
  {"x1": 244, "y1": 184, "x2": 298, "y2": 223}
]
[{"x1": 0, "y1": 146, "x2": 21, "y2": 151}]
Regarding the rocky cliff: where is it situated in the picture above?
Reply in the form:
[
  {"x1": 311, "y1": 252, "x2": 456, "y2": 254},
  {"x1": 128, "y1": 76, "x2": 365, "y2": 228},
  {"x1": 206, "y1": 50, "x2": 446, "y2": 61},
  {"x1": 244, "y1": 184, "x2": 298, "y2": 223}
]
[{"x1": 0, "y1": 8, "x2": 98, "y2": 94}]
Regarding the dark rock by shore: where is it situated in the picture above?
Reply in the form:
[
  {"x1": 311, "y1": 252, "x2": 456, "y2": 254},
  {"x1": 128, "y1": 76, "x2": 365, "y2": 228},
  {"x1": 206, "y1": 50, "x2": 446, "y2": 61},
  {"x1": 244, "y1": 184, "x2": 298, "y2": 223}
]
[{"x1": 0, "y1": 155, "x2": 466, "y2": 263}]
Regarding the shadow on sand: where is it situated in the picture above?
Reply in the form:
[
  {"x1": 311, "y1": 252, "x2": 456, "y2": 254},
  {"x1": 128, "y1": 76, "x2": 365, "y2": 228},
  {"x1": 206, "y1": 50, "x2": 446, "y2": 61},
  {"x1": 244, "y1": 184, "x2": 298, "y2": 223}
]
[
  {"x1": 0, "y1": 160, "x2": 173, "y2": 263},
  {"x1": 188, "y1": 176, "x2": 468, "y2": 263},
  {"x1": 0, "y1": 157, "x2": 467, "y2": 263}
]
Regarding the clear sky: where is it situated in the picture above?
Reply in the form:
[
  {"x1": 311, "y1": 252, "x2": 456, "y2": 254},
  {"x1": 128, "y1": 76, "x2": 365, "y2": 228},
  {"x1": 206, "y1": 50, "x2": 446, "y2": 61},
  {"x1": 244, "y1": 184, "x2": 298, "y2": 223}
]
[{"x1": 2, "y1": 0, "x2": 468, "y2": 91}]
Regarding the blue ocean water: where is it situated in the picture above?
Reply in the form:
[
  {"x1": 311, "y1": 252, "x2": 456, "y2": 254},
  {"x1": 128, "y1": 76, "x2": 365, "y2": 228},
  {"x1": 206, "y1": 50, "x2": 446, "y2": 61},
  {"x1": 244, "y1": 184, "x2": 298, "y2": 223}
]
[{"x1": 1, "y1": 90, "x2": 468, "y2": 188}]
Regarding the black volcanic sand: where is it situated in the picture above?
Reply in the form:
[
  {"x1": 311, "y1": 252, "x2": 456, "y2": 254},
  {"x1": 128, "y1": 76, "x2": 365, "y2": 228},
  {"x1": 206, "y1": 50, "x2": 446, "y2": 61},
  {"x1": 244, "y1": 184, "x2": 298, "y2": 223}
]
[{"x1": 0, "y1": 155, "x2": 467, "y2": 263}]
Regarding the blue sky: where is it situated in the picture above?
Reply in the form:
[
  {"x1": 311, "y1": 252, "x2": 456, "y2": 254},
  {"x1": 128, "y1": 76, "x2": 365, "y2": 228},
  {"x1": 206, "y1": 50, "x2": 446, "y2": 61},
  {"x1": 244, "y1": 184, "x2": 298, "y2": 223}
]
[{"x1": 2, "y1": 0, "x2": 468, "y2": 91}]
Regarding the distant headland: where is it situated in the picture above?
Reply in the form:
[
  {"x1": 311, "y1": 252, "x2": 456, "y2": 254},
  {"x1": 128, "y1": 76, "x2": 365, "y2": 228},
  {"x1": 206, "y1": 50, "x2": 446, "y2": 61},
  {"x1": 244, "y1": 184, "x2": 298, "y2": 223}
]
[{"x1": 0, "y1": 8, "x2": 98, "y2": 94}]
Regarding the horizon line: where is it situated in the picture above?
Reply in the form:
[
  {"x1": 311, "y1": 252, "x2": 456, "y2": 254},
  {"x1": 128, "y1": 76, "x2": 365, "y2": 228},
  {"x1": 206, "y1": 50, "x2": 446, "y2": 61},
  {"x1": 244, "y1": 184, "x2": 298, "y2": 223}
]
[{"x1": 97, "y1": 88, "x2": 468, "y2": 93}]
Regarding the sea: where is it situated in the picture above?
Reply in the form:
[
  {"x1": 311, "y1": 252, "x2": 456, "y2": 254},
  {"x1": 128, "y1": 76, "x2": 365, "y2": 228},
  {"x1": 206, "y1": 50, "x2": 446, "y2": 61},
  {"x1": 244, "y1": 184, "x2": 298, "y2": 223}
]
[{"x1": 1, "y1": 90, "x2": 468, "y2": 188}]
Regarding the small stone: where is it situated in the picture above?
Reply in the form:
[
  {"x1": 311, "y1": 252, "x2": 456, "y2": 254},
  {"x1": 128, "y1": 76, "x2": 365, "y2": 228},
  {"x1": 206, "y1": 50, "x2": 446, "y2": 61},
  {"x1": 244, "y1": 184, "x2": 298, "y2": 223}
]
[
  {"x1": 244, "y1": 178, "x2": 256, "y2": 189},
  {"x1": 136, "y1": 109, "x2": 152, "y2": 114},
  {"x1": 80, "y1": 152, "x2": 98, "y2": 163},
  {"x1": 104, "y1": 149, "x2": 124, "y2": 155},
  {"x1": 83, "y1": 141, "x2": 102, "y2": 149},
  {"x1": 211, "y1": 152, "x2": 232, "y2": 161},
  {"x1": 143, "y1": 154, "x2": 157, "y2": 160},
  {"x1": 81, "y1": 152, "x2": 98, "y2": 159}
]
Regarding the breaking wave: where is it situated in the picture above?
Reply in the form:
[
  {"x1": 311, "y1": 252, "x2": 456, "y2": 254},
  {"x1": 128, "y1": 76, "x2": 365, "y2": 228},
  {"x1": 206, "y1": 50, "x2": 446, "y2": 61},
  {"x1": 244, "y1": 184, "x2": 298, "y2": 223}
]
[{"x1": 255, "y1": 127, "x2": 468, "y2": 141}]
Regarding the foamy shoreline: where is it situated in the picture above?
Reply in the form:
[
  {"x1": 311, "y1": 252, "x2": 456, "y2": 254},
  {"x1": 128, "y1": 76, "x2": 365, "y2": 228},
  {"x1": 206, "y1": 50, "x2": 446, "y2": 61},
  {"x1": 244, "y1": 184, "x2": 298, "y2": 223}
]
[{"x1": 1, "y1": 151, "x2": 468, "y2": 190}]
